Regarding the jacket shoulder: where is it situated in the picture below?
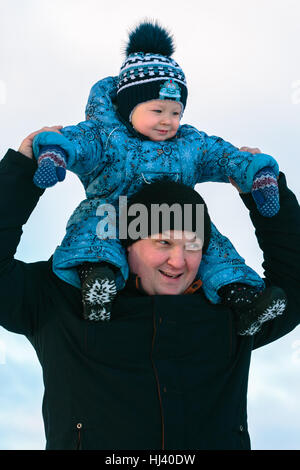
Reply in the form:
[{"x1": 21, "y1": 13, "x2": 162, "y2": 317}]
[
  {"x1": 177, "y1": 124, "x2": 208, "y2": 143},
  {"x1": 88, "y1": 76, "x2": 118, "y2": 95},
  {"x1": 85, "y1": 76, "x2": 119, "y2": 127}
]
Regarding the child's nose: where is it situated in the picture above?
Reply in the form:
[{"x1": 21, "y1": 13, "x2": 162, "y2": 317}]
[{"x1": 160, "y1": 114, "x2": 171, "y2": 124}]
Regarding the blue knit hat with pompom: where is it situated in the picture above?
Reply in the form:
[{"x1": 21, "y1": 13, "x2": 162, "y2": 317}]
[{"x1": 117, "y1": 20, "x2": 188, "y2": 123}]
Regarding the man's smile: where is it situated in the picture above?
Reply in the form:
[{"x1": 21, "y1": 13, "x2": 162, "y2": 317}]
[{"x1": 159, "y1": 269, "x2": 183, "y2": 279}]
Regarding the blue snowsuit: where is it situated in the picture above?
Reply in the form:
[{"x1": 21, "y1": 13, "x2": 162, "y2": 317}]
[{"x1": 33, "y1": 76, "x2": 279, "y2": 303}]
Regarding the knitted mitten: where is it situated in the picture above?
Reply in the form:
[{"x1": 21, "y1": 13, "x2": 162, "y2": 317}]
[
  {"x1": 251, "y1": 166, "x2": 279, "y2": 217},
  {"x1": 78, "y1": 262, "x2": 117, "y2": 322},
  {"x1": 218, "y1": 282, "x2": 287, "y2": 335},
  {"x1": 33, "y1": 145, "x2": 67, "y2": 188}
]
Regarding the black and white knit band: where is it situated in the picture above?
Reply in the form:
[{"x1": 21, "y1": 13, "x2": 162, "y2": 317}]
[{"x1": 116, "y1": 52, "x2": 188, "y2": 122}]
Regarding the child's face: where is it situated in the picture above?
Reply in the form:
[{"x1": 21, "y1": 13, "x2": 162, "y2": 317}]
[{"x1": 131, "y1": 100, "x2": 182, "y2": 141}]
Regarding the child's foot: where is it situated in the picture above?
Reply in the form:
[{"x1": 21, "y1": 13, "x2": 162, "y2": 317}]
[
  {"x1": 79, "y1": 263, "x2": 117, "y2": 321},
  {"x1": 219, "y1": 283, "x2": 287, "y2": 335}
]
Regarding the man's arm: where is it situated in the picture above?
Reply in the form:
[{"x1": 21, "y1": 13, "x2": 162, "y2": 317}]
[
  {"x1": 0, "y1": 129, "x2": 58, "y2": 335},
  {"x1": 239, "y1": 173, "x2": 300, "y2": 349}
]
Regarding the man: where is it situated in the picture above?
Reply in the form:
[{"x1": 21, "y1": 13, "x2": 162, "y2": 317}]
[{"x1": 0, "y1": 128, "x2": 299, "y2": 450}]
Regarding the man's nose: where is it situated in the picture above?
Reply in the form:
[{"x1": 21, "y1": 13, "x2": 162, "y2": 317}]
[{"x1": 167, "y1": 247, "x2": 186, "y2": 268}]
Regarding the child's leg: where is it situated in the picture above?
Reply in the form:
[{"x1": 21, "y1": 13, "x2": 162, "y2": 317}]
[
  {"x1": 198, "y1": 222, "x2": 265, "y2": 304},
  {"x1": 78, "y1": 262, "x2": 117, "y2": 321},
  {"x1": 198, "y1": 222, "x2": 287, "y2": 335}
]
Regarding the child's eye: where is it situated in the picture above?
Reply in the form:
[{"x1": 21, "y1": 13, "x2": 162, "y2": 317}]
[{"x1": 152, "y1": 109, "x2": 162, "y2": 113}]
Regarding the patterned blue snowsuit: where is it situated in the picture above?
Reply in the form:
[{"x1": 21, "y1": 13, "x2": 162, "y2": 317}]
[{"x1": 33, "y1": 76, "x2": 279, "y2": 303}]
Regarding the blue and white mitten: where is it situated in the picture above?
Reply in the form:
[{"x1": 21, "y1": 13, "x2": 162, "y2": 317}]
[
  {"x1": 33, "y1": 145, "x2": 67, "y2": 189},
  {"x1": 251, "y1": 166, "x2": 280, "y2": 217}
]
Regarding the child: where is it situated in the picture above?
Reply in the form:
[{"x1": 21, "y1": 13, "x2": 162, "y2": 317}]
[{"x1": 32, "y1": 20, "x2": 286, "y2": 334}]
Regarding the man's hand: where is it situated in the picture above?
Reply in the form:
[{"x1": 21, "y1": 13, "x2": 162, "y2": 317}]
[
  {"x1": 239, "y1": 146, "x2": 262, "y2": 155},
  {"x1": 18, "y1": 126, "x2": 63, "y2": 159}
]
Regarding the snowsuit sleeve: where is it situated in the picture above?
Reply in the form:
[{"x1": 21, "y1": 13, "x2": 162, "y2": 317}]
[
  {"x1": 32, "y1": 120, "x2": 104, "y2": 178},
  {"x1": 0, "y1": 149, "x2": 47, "y2": 336},
  {"x1": 195, "y1": 131, "x2": 279, "y2": 193},
  {"x1": 239, "y1": 173, "x2": 300, "y2": 348}
]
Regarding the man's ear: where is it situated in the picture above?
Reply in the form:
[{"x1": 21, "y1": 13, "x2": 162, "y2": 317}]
[{"x1": 127, "y1": 245, "x2": 131, "y2": 253}]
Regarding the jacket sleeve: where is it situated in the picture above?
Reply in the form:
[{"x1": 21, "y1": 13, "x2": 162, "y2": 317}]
[
  {"x1": 32, "y1": 78, "x2": 111, "y2": 177},
  {"x1": 0, "y1": 149, "x2": 46, "y2": 336},
  {"x1": 239, "y1": 172, "x2": 300, "y2": 349},
  {"x1": 195, "y1": 130, "x2": 279, "y2": 193}
]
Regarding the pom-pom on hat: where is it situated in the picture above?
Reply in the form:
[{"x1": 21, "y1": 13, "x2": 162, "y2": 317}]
[{"x1": 117, "y1": 20, "x2": 188, "y2": 123}]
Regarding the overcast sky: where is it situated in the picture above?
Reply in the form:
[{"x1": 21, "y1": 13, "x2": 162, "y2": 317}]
[{"x1": 0, "y1": 0, "x2": 300, "y2": 450}]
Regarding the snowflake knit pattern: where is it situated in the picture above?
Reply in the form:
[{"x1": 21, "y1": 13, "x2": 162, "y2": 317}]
[{"x1": 33, "y1": 145, "x2": 67, "y2": 188}]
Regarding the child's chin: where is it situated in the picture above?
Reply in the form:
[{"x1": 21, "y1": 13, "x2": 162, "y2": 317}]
[{"x1": 151, "y1": 134, "x2": 171, "y2": 142}]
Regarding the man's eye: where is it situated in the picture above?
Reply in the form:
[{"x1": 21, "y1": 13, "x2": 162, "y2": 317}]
[
  {"x1": 158, "y1": 240, "x2": 169, "y2": 245},
  {"x1": 185, "y1": 243, "x2": 202, "y2": 251},
  {"x1": 152, "y1": 109, "x2": 161, "y2": 113}
]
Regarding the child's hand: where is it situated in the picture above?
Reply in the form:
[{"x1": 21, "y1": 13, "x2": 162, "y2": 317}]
[
  {"x1": 231, "y1": 147, "x2": 280, "y2": 217},
  {"x1": 33, "y1": 140, "x2": 67, "y2": 189},
  {"x1": 251, "y1": 166, "x2": 280, "y2": 217},
  {"x1": 239, "y1": 146, "x2": 262, "y2": 154},
  {"x1": 229, "y1": 147, "x2": 263, "y2": 192},
  {"x1": 18, "y1": 126, "x2": 63, "y2": 159}
]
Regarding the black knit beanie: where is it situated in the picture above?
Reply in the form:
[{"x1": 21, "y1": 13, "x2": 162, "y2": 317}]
[
  {"x1": 120, "y1": 180, "x2": 211, "y2": 253},
  {"x1": 117, "y1": 20, "x2": 188, "y2": 123}
]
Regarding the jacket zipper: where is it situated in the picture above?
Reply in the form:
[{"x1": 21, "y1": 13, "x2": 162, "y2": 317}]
[
  {"x1": 76, "y1": 422, "x2": 82, "y2": 450},
  {"x1": 150, "y1": 302, "x2": 165, "y2": 450}
]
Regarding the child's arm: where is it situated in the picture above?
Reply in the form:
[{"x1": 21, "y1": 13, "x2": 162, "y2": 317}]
[
  {"x1": 198, "y1": 132, "x2": 278, "y2": 191},
  {"x1": 31, "y1": 78, "x2": 118, "y2": 189},
  {"x1": 196, "y1": 131, "x2": 280, "y2": 217},
  {"x1": 32, "y1": 119, "x2": 105, "y2": 188}
]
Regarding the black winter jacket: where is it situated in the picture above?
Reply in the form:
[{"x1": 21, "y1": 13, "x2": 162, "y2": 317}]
[{"x1": 0, "y1": 149, "x2": 299, "y2": 450}]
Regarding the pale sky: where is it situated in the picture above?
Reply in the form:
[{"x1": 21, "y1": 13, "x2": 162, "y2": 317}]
[{"x1": 0, "y1": 0, "x2": 300, "y2": 450}]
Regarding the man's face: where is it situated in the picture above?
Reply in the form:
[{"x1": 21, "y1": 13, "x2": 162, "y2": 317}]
[
  {"x1": 131, "y1": 99, "x2": 182, "y2": 141},
  {"x1": 127, "y1": 230, "x2": 203, "y2": 295}
]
